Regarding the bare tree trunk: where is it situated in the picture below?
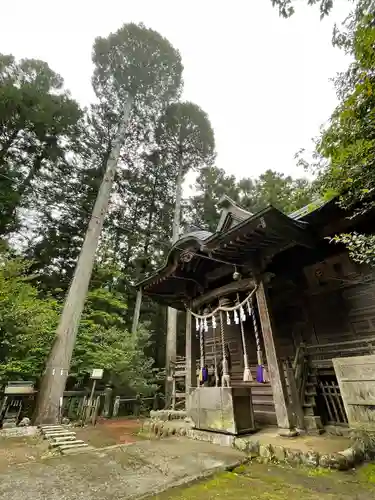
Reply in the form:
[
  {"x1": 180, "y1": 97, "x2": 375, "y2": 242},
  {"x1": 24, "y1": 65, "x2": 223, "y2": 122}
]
[
  {"x1": 165, "y1": 152, "x2": 183, "y2": 408},
  {"x1": 34, "y1": 99, "x2": 133, "y2": 425}
]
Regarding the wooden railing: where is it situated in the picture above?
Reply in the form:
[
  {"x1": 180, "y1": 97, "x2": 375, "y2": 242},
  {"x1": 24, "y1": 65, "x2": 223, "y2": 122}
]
[
  {"x1": 112, "y1": 395, "x2": 157, "y2": 417},
  {"x1": 306, "y1": 336, "x2": 375, "y2": 368}
]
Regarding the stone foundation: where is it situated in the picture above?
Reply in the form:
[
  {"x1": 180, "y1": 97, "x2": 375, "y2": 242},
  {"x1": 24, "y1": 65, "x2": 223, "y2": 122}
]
[
  {"x1": 0, "y1": 426, "x2": 39, "y2": 438},
  {"x1": 141, "y1": 418, "x2": 366, "y2": 471},
  {"x1": 149, "y1": 410, "x2": 187, "y2": 421}
]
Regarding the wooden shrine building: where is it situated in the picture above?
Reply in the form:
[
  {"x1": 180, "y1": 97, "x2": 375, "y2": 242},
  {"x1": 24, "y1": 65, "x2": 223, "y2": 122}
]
[{"x1": 136, "y1": 196, "x2": 375, "y2": 435}]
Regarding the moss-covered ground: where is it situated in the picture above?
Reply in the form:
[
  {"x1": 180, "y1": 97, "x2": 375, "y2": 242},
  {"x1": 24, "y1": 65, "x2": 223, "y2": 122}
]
[{"x1": 148, "y1": 462, "x2": 375, "y2": 500}]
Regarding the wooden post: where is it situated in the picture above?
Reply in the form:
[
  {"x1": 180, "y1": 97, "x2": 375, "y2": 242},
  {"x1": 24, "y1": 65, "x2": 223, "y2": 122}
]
[
  {"x1": 102, "y1": 385, "x2": 113, "y2": 418},
  {"x1": 256, "y1": 279, "x2": 295, "y2": 436},
  {"x1": 185, "y1": 310, "x2": 197, "y2": 407},
  {"x1": 132, "y1": 288, "x2": 142, "y2": 335},
  {"x1": 284, "y1": 359, "x2": 305, "y2": 431}
]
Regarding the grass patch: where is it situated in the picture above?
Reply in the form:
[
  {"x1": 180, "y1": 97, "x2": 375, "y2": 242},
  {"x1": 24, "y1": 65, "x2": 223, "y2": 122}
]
[
  {"x1": 303, "y1": 467, "x2": 334, "y2": 478},
  {"x1": 147, "y1": 462, "x2": 375, "y2": 500},
  {"x1": 358, "y1": 463, "x2": 375, "y2": 484}
]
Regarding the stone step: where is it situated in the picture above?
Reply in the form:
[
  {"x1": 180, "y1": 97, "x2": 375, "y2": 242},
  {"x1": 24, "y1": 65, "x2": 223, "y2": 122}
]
[
  {"x1": 40, "y1": 427, "x2": 65, "y2": 433},
  {"x1": 51, "y1": 435, "x2": 77, "y2": 443},
  {"x1": 44, "y1": 432, "x2": 76, "y2": 439},
  {"x1": 58, "y1": 442, "x2": 89, "y2": 451},
  {"x1": 40, "y1": 425, "x2": 64, "y2": 429},
  {"x1": 60, "y1": 446, "x2": 95, "y2": 455},
  {"x1": 49, "y1": 440, "x2": 85, "y2": 449}
]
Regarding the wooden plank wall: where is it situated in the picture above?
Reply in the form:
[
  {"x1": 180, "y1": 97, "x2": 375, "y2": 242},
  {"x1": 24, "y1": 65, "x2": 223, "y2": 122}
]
[{"x1": 271, "y1": 252, "x2": 375, "y2": 359}]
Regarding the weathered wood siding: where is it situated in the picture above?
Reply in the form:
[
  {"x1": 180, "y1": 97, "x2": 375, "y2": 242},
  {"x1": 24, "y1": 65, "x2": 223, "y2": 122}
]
[
  {"x1": 333, "y1": 354, "x2": 375, "y2": 429},
  {"x1": 271, "y1": 252, "x2": 375, "y2": 362}
]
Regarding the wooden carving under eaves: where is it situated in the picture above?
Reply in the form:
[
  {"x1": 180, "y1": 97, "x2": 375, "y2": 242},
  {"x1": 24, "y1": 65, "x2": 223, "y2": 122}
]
[{"x1": 216, "y1": 195, "x2": 253, "y2": 233}]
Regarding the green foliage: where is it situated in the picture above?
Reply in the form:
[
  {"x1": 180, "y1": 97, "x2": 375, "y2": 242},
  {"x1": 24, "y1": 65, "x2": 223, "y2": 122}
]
[
  {"x1": 0, "y1": 255, "x2": 60, "y2": 381},
  {"x1": 0, "y1": 54, "x2": 83, "y2": 237},
  {"x1": 92, "y1": 22, "x2": 183, "y2": 109},
  {"x1": 270, "y1": 0, "x2": 335, "y2": 18},
  {"x1": 0, "y1": 20, "x2": 316, "y2": 393},
  {"x1": 309, "y1": 7, "x2": 375, "y2": 265},
  {"x1": 329, "y1": 232, "x2": 375, "y2": 266},
  {"x1": 156, "y1": 101, "x2": 215, "y2": 175},
  {"x1": 189, "y1": 166, "x2": 313, "y2": 231},
  {"x1": 0, "y1": 254, "x2": 154, "y2": 392}
]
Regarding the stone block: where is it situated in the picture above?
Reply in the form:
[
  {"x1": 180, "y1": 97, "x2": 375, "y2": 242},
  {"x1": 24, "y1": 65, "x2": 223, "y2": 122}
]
[
  {"x1": 259, "y1": 444, "x2": 273, "y2": 461},
  {"x1": 273, "y1": 445, "x2": 286, "y2": 462},
  {"x1": 338, "y1": 448, "x2": 356, "y2": 468},
  {"x1": 49, "y1": 440, "x2": 85, "y2": 448},
  {"x1": 234, "y1": 437, "x2": 248, "y2": 453},
  {"x1": 18, "y1": 417, "x2": 31, "y2": 427},
  {"x1": 285, "y1": 448, "x2": 302, "y2": 466},
  {"x1": 351, "y1": 445, "x2": 365, "y2": 464},
  {"x1": 301, "y1": 450, "x2": 319, "y2": 467},
  {"x1": 248, "y1": 440, "x2": 260, "y2": 457},
  {"x1": 319, "y1": 453, "x2": 349, "y2": 471},
  {"x1": 161, "y1": 427, "x2": 170, "y2": 438}
]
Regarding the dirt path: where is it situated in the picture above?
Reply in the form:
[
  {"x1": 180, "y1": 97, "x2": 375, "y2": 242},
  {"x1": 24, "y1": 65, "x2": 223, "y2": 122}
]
[
  {"x1": 0, "y1": 437, "x2": 244, "y2": 500},
  {"x1": 74, "y1": 418, "x2": 143, "y2": 447}
]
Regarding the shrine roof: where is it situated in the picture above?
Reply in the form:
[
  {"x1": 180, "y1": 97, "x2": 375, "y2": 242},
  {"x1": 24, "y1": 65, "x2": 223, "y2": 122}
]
[{"x1": 135, "y1": 199, "x2": 318, "y2": 309}]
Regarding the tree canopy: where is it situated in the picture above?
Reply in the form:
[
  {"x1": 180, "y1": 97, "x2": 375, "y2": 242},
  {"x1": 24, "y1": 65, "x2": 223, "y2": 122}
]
[
  {"x1": 307, "y1": 6, "x2": 375, "y2": 265},
  {"x1": 189, "y1": 166, "x2": 313, "y2": 232},
  {"x1": 0, "y1": 22, "x2": 316, "y2": 391},
  {"x1": 270, "y1": 0, "x2": 335, "y2": 18}
]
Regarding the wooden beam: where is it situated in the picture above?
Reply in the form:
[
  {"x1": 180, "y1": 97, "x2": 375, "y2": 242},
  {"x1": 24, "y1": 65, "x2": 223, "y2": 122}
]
[
  {"x1": 185, "y1": 310, "x2": 197, "y2": 406},
  {"x1": 191, "y1": 277, "x2": 255, "y2": 310},
  {"x1": 256, "y1": 279, "x2": 295, "y2": 435}
]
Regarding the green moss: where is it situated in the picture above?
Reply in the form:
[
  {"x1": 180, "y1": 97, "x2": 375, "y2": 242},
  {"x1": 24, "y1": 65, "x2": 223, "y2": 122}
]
[
  {"x1": 358, "y1": 464, "x2": 375, "y2": 484},
  {"x1": 233, "y1": 463, "x2": 247, "y2": 474},
  {"x1": 303, "y1": 467, "x2": 333, "y2": 478},
  {"x1": 147, "y1": 462, "x2": 375, "y2": 500}
]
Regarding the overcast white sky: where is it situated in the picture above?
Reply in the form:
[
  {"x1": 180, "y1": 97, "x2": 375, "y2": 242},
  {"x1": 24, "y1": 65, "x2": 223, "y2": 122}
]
[{"x1": 1, "y1": 0, "x2": 352, "y2": 182}]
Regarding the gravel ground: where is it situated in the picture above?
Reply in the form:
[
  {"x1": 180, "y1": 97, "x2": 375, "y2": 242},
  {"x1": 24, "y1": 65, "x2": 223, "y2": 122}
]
[{"x1": 0, "y1": 437, "x2": 244, "y2": 500}]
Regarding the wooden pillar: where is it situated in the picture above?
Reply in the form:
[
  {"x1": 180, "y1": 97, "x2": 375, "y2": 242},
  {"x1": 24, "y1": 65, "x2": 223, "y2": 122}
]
[
  {"x1": 185, "y1": 310, "x2": 197, "y2": 407},
  {"x1": 256, "y1": 279, "x2": 295, "y2": 435}
]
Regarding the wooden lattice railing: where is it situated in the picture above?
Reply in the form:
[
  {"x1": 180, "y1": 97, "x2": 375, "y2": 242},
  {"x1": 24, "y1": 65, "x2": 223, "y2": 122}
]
[{"x1": 306, "y1": 336, "x2": 375, "y2": 368}]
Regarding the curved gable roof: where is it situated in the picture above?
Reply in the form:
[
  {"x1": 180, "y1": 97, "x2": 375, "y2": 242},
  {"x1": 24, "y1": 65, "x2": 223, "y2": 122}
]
[{"x1": 136, "y1": 229, "x2": 212, "y2": 288}]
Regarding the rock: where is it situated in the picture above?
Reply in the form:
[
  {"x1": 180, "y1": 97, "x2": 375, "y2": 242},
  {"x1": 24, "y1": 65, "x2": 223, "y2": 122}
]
[
  {"x1": 339, "y1": 448, "x2": 356, "y2": 468},
  {"x1": 351, "y1": 444, "x2": 365, "y2": 464},
  {"x1": 62, "y1": 417, "x2": 70, "y2": 425},
  {"x1": 153, "y1": 423, "x2": 160, "y2": 436},
  {"x1": 285, "y1": 448, "x2": 302, "y2": 466},
  {"x1": 259, "y1": 444, "x2": 273, "y2": 462},
  {"x1": 161, "y1": 427, "x2": 170, "y2": 438},
  {"x1": 234, "y1": 438, "x2": 249, "y2": 453},
  {"x1": 273, "y1": 445, "x2": 286, "y2": 462},
  {"x1": 332, "y1": 453, "x2": 349, "y2": 470},
  {"x1": 301, "y1": 450, "x2": 319, "y2": 467},
  {"x1": 320, "y1": 453, "x2": 349, "y2": 470},
  {"x1": 319, "y1": 454, "x2": 334, "y2": 468},
  {"x1": 18, "y1": 417, "x2": 30, "y2": 427},
  {"x1": 248, "y1": 440, "x2": 260, "y2": 457}
]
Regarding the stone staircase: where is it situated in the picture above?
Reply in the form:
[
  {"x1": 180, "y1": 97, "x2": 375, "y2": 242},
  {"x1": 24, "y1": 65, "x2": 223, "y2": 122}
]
[{"x1": 39, "y1": 425, "x2": 94, "y2": 455}]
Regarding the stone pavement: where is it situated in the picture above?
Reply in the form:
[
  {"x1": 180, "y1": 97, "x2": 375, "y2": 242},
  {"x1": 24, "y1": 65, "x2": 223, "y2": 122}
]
[{"x1": 0, "y1": 437, "x2": 245, "y2": 500}]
